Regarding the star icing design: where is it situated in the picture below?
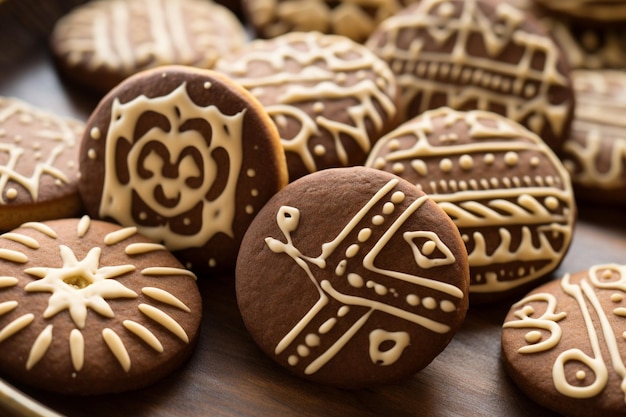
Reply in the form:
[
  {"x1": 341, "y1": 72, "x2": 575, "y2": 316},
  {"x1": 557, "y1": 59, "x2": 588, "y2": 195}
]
[{"x1": 24, "y1": 245, "x2": 138, "y2": 329}]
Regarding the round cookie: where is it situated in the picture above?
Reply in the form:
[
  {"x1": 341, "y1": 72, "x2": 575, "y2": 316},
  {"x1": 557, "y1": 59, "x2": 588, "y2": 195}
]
[
  {"x1": 501, "y1": 263, "x2": 626, "y2": 417},
  {"x1": 0, "y1": 96, "x2": 83, "y2": 231},
  {"x1": 216, "y1": 31, "x2": 400, "y2": 181},
  {"x1": 78, "y1": 65, "x2": 288, "y2": 274},
  {"x1": 560, "y1": 70, "x2": 626, "y2": 206},
  {"x1": 241, "y1": 0, "x2": 419, "y2": 43},
  {"x1": 50, "y1": 0, "x2": 248, "y2": 94},
  {"x1": 235, "y1": 167, "x2": 469, "y2": 388},
  {"x1": 531, "y1": 0, "x2": 626, "y2": 23},
  {"x1": 0, "y1": 215, "x2": 201, "y2": 395},
  {"x1": 365, "y1": 0, "x2": 575, "y2": 152},
  {"x1": 366, "y1": 107, "x2": 576, "y2": 304}
]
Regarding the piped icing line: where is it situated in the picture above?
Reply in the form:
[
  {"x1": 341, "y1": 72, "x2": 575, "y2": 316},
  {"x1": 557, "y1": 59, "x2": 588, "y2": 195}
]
[
  {"x1": 123, "y1": 319, "x2": 164, "y2": 352},
  {"x1": 0, "y1": 301, "x2": 18, "y2": 316},
  {"x1": 141, "y1": 267, "x2": 197, "y2": 280},
  {"x1": 0, "y1": 233, "x2": 40, "y2": 249},
  {"x1": 76, "y1": 215, "x2": 91, "y2": 238},
  {"x1": 26, "y1": 325, "x2": 53, "y2": 370},
  {"x1": 102, "y1": 328, "x2": 131, "y2": 372},
  {"x1": 104, "y1": 226, "x2": 137, "y2": 246},
  {"x1": 141, "y1": 287, "x2": 191, "y2": 312},
  {"x1": 138, "y1": 303, "x2": 189, "y2": 343},
  {"x1": 125, "y1": 242, "x2": 168, "y2": 255},
  {"x1": 0, "y1": 249, "x2": 28, "y2": 264},
  {"x1": 0, "y1": 277, "x2": 18, "y2": 288},
  {"x1": 0, "y1": 314, "x2": 34, "y2": 343},
  {"x1": 69, "y1": 329, "x2": 84, "y2": 372},
  {"x1": 20, "y1": 222, "x2": 58, "y2": 239}
]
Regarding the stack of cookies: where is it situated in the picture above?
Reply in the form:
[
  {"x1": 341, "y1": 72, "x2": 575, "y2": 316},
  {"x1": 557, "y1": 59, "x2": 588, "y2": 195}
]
[{"x1": 0, "y1": 0, "x2": 624, "y2": 414}]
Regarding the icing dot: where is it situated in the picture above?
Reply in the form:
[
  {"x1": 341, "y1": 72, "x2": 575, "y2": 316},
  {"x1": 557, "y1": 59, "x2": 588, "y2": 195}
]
[
  {"x1": 530, "y1": 156, "x2": 540, "y2": 167},
  {"x1": 544, "y1": 196, "x2": 559, "y2": 210},
  {"x1": 525, "y1": 331, "x2": 542, "y2": 344},
  {"x1": 208, "y1": 258, "x2": 217, "y2": 268},
  {"x1": 612, "y1": 293, "x2": 623, "y2": 303},
  {"x1": 439, "y1": 158, "x2": 453, "y2": 173},
  {"x1": 297, "y1": 344, "x2": 310, "y2": 357},
  {"x1": 406, "y1": 294, "x2": 420, "y2": 306},
  {"x1": 484, "y1": 153, "x2": 495, "y2": 165},
  {"x1": 251, "y1": 189, "x2": 259, "y2": 197},
  {"x1": 88, "y1": 148, "x2": 97, "y2": 160},
  {"x1": 245, "y1": 205, "x2": 254, "y2": 215},
  {"x1": 391, "y1": 191, "x2": 405, "y2": 204},
  {"x1": 372, "y1": 157, "x2": 386, "y2": 169},
  {"x1": 90, "y1": 127, "x2": 101, "y2": 140},
  {"x1": 372, "y1": 215, "x2": 384, "y2": 225},
  {"x1": 55, "y1": 179, "x2": 63, "y2": 186},
  {"x1": 576, "y1": 370, "x2": 586, "y2": 381},
  {"x1": 203, "y1": 82, "x2": 212, "y2": 89},
  {"x1": 393, "y1": 162, "x2": 404, "y2": 174},
  {"x1": 336, "y1": 72, "x2": 347, "y2": 83},
  {"x1": 313, "y1": 102, "x2": 324, "y2": 113},
  {"x1": 387, "y1": 139, "x2": 401, "y2": 151},
  {"x1": 348, "y1": 273, "x2": 364, "y2": 288},
  {"x1": 345, "y1": 244, "x2": 359, "y2": 258},
  {"x1": 357, "y1": 228, "x2": 371, "y2": 242},
  {"x1": 422, "y1": 240, "x2": 437, "y2": 256},
  {"x1": 139, "y1": 212, "x2": 148, "y2": 220},
  {"x1": 440, "y1": 300, "x2": 456, "y2": 313},
  {"x1": 183, "y1": 218, "x2": 191, "y2": 226},
  {"x1": 14, "y1": 135, "x2": 22, "y2": 143},
  {"x1": 337, "y1": 306, "x2": 349, "y2": 317},
  {"x1": 383, "y1": 202, "x2": 395, "y2": 215},
  {"x1": 422, "y1": 297, "x2": 437, "y2": 310},
  {"x1": 5, "y1": 188, "x2": 18, "y2": 200},
  {"x1": 305, "y1": 334, "x2": 320, "y2": 347},
  {"x1": 505, "y1": 152, "x2": 519, "y2": 166},
  {"x1": 288, "y1": 355, "x2": 299, "y2": 366},
  {"x1": 459, "y1": 154, "x2": 473, "y2": 170},
  {"x1": 411, "y1": 159, "x2": 428, "y2": 176},
  {"x1": 335, "y1": 260, "x2": 347, "y2": 276},
  {"x1": 314, "y1": 145, "x2": 326, "y2": 156},
  {"x1": 247, "y1": 169, "x2": 256, "y2": 177}
]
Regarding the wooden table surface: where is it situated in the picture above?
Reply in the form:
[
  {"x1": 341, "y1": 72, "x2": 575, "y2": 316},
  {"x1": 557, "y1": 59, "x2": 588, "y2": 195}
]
[{"x1": 1, "y1": 45, "x2": 625, "y2": 417}]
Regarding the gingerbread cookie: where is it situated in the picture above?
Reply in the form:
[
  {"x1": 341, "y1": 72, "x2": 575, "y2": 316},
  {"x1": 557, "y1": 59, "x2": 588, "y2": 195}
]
[
  {"x1": 241, "y1": 0, "x2": 419, "y2": 43},
  {"x1": 0, "y1": 96, "x2": 83, "y2": 231},
  {"x1": 366, "y1": 0, "x2": 575, "y2": 151},
  {"x1": 366, "y1": 107, "x2": 576, "y2": 303},
  {"x1": 0, "y1": 216, "x2": 201, "y2": 395},
  {"x1": 560, "y1": 70, "x2": 626, "y2": 206},
  {"x1": 236, "y1": 167, "x2": 469, "y2": 388},
  {"x1": 216, "y1": 31, "x2": 400, "y2": 181},
  {"x1": 502, "y1": 263, "x2": 626, "y2": 417},
  {"x1": 78, "y1": 65, "x2": 288, "y2": 274},
  {"x1": 50, "y1": 0, "x2": 247, "y2": 94}
]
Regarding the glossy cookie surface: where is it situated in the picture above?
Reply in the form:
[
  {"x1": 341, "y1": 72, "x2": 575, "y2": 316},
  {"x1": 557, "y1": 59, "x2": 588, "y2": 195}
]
[
  {"x1": 366, "y1": 107, "x2": 576, "y2": 303},
  {"x1": 0, "y1": 216, "x2": 201, "y2": 395},
  {"x1": 236, "y1": 167, "x2": 469, "y2": 388}
]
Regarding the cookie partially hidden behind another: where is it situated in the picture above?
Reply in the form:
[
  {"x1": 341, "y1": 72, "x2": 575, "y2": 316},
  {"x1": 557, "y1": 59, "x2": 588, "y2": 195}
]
[
  {"x1": 502, "y1": 264, "x2": 626, "y2": 417},
  {"x1": 236, "y1": 167, "x2": 469, "y2": 388},
  {"x1": 0, "y1": 97, "x2": 83, "y2": 231},
  {"x1": 0, "y1": 216, "x2": 201, "y2": 395}
]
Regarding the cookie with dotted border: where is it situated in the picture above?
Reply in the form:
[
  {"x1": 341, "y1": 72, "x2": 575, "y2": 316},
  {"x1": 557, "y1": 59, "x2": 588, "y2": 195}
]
[
  {"x1": 50, "y1": 0, "x2": 247, "y2": 94},
  {"x1": 366, "y1": 0, "x2": 575, "y2": 152},
  {"x1": 560, "y1": 70, "x2": 626, "y2": 206},
  {"x1": 216, "y1": 31, "x2": 400, "y2": 181},
  {"x1": 0, "y1": 215, "x2": 201, "y2": 395},
  {"x1": 502, "y1": 263, "x2": 626, "y2": 417},
  {"x1": 0, "y1": 96, "x2": 83, "y2": 231},
  {"x1": 235, "y1": 167, "x2": 469, "y2": 388},
  {"x1": 78, "y1": 65, "x2": 288, "y2": 274},
  {"x1": 366, "y1": 107, "x2": 576, "y2": 304}
]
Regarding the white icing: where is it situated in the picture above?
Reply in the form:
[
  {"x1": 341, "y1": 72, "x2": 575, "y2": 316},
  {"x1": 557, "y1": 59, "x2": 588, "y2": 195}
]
[
  {"x1": 123, "y1": 319, "x2": 163, "y2": 352},
  {"x1": 142, "y1": 287, "x2": 191, "y2": 312},
  {"x1": 69, "y1": 328, "x2": 84, "y2": 371},
  {"x1": 138, "y1": 303, "x2": 189, "y2": 343},
  {"x1": 102, "y1": 328, "x2": 131, "y2": 372},
  {"x1": 26, "y1": 325, "x2": 53, "y2": 370}
]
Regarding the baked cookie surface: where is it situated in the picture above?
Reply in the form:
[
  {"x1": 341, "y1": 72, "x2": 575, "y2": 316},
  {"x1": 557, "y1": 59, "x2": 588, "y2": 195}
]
[
  {"x1": 366, "y1": 0, "x2": 575, "y2": 151},
  {"x1": 560, "y1": 70, "x2": 626, "y2": 206},
  {"x1": 366, "y1": 107, "x2": 576, "y2": 303},
  {"x1": 236, "y1": 167, "x2": 469, "y2": 388},
  {"x1": 0, "y1": 96, "x2": 83, "y2": 231},
  {"x1": 216, "y1": 31, "x2": 399, "y2": 181},
  {"x1": 502, "y1": 263, "x2": 626, "y2": 417},
  {"x1": 0, "y1": 216, "x2": 201, "y2": 395},
  {"x1": 50, "y1": 0, "x2": 247, "y2": 94},
  {"x1": 78, "y1": 65, "x2": 288, "y2": 274},
  {"x1": 532, "y1": 0, "x2": 626, "y2": 22}
]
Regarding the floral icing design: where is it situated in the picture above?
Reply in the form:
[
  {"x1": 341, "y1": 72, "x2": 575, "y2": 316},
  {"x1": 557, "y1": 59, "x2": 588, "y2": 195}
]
[
  {"x1": 265, "y1": 178, "x2": 464, "y2": 375},
  {"x1": 0, "y1": 215, "x2": 196, "y2": 373},
  {"x1": 504, "y1": 264, "x2": 626, "y2": 401}
]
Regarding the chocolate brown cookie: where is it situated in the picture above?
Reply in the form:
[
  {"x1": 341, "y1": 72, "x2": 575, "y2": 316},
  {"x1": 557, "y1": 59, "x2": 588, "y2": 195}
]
[
  {"x1": 532, "y1": 0, "x2": 626, "y2": 22},
  {"x1": 0, "y1": 216, "x2": 201, "y2": 395},
  {"x1": 560, "y1": 70, "x2": 626, "y2": 206},
  {"x1": 502, "y1": 263, "x2": 626, "y2": 417},
  {"x1": 216, "y1": 31, "x2": 400, "y2": 181},
  {"x1": 0, "y1": 96, "x2": 83, "y2": 231},
  {"x1": 236, "y1": 167, "x2": 469, "y2": 388},
  {"x1": 366, "y1": 0, "x2": 575, "y2": 151},
  {"x1": 366, "y1": 107, "x2": 576, "y2": 303},
  {"x1": 78, "y1": 65, "x2": 288, "y2": 274},
  {"x1": 50, "y1": 0, "x2": 247, "y2": 94}
]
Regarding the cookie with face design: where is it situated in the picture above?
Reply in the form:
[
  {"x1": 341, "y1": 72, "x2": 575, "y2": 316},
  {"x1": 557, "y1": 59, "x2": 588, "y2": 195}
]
[
  {"x1": 236, "y1": 167, "x2": 469, "y2": 388},
  {"x1": 0, "y1": 96, "x2": 83, "y2": 231},
  {"x1": 78, "y1": 65, "x2": 288, "y2": 274},
  {"x1": 366, "y1": 107, "x2": 576, "y2": 304},
  {"x1": 0, "y1": 216, "x2": 201, "y2": 395},
  {"x1": 366, "y1": 0, "x2": 575, "y2": 152}
]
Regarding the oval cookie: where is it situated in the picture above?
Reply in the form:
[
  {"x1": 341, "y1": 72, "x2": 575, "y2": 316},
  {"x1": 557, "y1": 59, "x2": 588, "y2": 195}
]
[
  {"x1": 236, "y1": 167, "x2": 469, "y2": 388},
  {"x1": 366, "y1": 0, "x2": 575, "y2": 151},
  {"x1": 366, "y1": 107, "x2": 576, "y2": 304},
  {"x1": 50, "y1": 0, "x2": 247, "y2": 94},
  {"x1": 216, "y1": 31, "x2": 399, "y2": 181},
  {"x1": 0, "y1": 216, "x2": 201, "y2": 395},
  {"x1": 0, "y1": 96, "x2": 83, "y2": 231},
  {"x1": 502, "y1": 264, "x2": 626, "y2": 417},
  {"x1": 78, "y1": 65, "x2": 288, "y2": 274},
  {"x1": 560, "y1": 70, "x2": 626, "y2": 206}
]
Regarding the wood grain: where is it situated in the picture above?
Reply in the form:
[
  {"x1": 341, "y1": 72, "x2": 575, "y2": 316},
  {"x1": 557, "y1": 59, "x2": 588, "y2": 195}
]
[{"x1": 0, "y1": 46, "x2": 625, "y2": 417}]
